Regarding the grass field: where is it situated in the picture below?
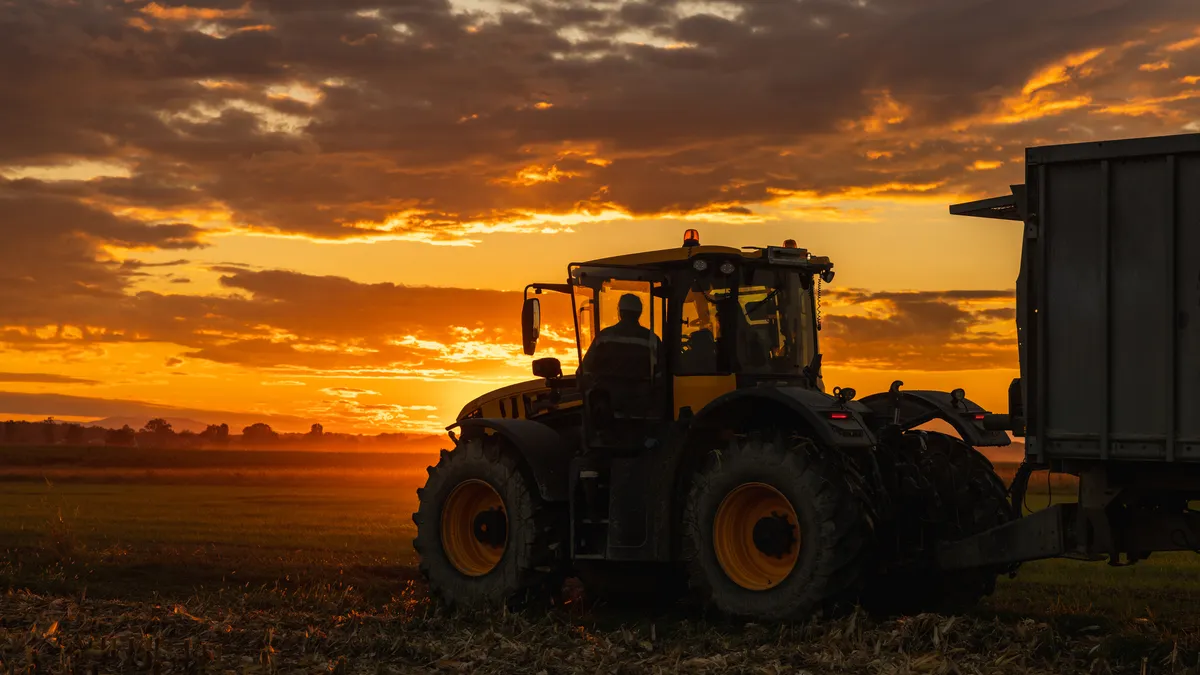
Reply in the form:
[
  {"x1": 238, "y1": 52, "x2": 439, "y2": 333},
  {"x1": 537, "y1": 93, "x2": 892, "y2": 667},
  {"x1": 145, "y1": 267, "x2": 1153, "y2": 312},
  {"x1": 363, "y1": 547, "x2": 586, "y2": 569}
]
[{"x1": 2, "y1": 450, "x2": 1200, "y2": 673}]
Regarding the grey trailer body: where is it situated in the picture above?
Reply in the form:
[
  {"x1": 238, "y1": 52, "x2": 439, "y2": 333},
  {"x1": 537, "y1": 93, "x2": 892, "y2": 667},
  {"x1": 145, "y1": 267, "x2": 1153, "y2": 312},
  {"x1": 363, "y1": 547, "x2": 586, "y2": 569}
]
[{"x1": 945, "y1": 133, "x2": 1200, "y2": 569}]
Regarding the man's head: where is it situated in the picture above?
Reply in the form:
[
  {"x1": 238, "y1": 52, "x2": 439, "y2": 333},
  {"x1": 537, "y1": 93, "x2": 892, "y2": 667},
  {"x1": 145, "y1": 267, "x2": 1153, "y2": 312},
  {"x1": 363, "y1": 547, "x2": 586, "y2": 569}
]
[{"x1": 617, "y1": 293, "x2": 643, "y2": 324}]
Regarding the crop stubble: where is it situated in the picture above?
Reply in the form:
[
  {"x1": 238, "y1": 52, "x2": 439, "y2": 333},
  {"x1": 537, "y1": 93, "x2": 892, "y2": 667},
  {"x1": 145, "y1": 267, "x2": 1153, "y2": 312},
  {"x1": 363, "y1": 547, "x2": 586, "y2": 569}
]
[{"x1": 0, "y1": 457, "x2": 1198, "y2": 673}]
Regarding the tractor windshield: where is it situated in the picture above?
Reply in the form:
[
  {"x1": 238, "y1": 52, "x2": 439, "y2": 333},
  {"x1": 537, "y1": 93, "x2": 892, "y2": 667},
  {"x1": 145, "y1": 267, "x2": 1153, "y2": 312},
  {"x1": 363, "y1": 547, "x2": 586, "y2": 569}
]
[
  {"x1": 736, "y1": 268, "x2": 815, "y2": 375},
  {"x1": 680, "y1": 267, "x2": 814, "y2": 376}
]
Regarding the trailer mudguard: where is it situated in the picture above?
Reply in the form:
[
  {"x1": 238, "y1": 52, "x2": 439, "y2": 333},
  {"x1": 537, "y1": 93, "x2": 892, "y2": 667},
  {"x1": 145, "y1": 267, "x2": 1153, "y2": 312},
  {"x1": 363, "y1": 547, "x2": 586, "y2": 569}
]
[
  {"x1": 857, "y1": 389, "x2": 1011, "y2": 447},
  {"x1": 449, "y1": 418, "x2": 571, "y2": 502},
  {"x1": 685, "y1": 386, "x2": 877, "y2": 450}
]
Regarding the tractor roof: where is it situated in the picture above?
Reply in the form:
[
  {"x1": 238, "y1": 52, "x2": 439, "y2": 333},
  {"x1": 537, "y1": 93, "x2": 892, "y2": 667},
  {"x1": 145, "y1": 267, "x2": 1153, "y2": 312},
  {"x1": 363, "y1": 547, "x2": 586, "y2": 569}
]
[
  {"x1": 573, "y1": 231, "x2": 832, "y2": 272},
  {"x1": 580, "y1": 245, "x2": 761, "y2": 270}
]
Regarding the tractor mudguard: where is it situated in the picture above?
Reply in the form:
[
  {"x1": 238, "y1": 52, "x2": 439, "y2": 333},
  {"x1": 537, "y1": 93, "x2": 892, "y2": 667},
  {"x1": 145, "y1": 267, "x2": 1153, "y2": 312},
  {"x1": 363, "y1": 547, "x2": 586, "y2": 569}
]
[
  {"x1": 449, "y1": 418, "x2": 571, "y2": 502},
  {"x1": 857, "y1": 389, "x2": 1011, "y2": 447},
  {"x1": 686, "y1": 386, "x2": 876, "y2": 450}
]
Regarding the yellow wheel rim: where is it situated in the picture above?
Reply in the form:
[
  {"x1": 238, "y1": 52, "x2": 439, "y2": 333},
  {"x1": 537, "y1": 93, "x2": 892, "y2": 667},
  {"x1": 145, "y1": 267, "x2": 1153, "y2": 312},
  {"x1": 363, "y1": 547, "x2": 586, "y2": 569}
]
[
  {"x1": 441, "y1": 479, "x2": 507, "y2": 577},
  {"x1": 713, "y1": 482, "x2": 801, "y2": 591}
]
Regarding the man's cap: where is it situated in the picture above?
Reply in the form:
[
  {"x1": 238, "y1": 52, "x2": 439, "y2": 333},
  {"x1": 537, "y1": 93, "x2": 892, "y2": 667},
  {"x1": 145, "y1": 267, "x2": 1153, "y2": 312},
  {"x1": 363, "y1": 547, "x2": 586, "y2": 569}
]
[{"x1": 618, "y1": 293, "x2": 642, "y2": 313}]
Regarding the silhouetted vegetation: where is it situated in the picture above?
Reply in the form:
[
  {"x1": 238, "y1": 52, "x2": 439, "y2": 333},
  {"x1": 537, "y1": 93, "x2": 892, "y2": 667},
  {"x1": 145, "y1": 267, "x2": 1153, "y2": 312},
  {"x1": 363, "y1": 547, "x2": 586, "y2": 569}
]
[{"x1": 0, "y1": 418, "x2": 442, "y2": 453}]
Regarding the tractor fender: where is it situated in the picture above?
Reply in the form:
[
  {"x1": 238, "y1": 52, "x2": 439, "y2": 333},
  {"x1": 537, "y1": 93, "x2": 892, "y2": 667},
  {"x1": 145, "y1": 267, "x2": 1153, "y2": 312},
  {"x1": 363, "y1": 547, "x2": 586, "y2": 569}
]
[
  {"x1": 449, "y1": 418, "x2": 570, "y2": 502},
  {"x1": 856, "y1": 389, "x2": 1011, "y2": 447},
  {"x1": 684, "y1": 386, "x2": 877, "y2": 451}
]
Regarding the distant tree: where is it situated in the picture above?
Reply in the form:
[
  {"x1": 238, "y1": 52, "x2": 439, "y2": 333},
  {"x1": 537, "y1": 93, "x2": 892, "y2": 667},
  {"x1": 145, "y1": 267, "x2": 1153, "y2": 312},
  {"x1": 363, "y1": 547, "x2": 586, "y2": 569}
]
[
  {"x1": 200, "y1": 423, "x2": 230, "y2": 444},
  {"x1": 143, "y1": 418, "x2": 174, "y2": 435},
  {"x1": 242, "y1": 422, "x2": 279, "y2": 444},
  {"x1": 308, "y1": 423, "x2": 324, "y2": 438},
  {"x1": 63, "y1": 423, "x2": 84, "y2": 446},
  {"x1": 105, "y1": 425, "x2": 136, "y2": 447}
]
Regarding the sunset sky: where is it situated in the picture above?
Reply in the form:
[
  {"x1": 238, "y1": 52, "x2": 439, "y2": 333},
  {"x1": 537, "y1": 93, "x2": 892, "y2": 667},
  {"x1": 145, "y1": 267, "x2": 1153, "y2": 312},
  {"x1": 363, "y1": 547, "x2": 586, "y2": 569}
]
[{"x1": 3, "y1": 0, "x2": 1200, "y2": 434}]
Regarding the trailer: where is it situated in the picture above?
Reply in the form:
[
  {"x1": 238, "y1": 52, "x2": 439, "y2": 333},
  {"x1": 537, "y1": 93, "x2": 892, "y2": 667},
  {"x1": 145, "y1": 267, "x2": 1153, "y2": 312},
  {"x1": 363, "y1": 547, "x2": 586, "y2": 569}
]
[{"x1": 944, "y1": 132, "x2": 1200, "y2": 570}]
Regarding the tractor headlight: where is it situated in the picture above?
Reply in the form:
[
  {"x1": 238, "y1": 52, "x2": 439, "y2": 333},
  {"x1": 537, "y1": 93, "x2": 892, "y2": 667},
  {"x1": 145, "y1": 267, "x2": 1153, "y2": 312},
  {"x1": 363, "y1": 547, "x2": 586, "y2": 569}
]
[
  {"x1": 693, "y1": 259, "x2": 708, "y2": 272},
  {"x1": 719, "y1": 262, "x2": 735, "y2": 275}
]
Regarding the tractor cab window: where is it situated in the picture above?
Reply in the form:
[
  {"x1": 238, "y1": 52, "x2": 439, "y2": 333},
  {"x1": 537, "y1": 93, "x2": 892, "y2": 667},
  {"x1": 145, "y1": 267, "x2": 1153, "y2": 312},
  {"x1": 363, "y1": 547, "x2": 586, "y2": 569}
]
[
  {"x1": 573, "y1": 284, "x2": 596, "y2": 356},
  {"x1": 734, "y1": 269, "x2": 814, "y2": 376},
  {"x1": 677, "y1": 268, "x2": 813, "y2": 376},
  {"x1": 571, "y1": 266, "x2": 668, "y2": 447},
  {"x1": 579, "y1": 277, "x2": 663, "y2": 375},
  {"x1": 679, "y1": 277, "x2": 732, "y2": 374}
]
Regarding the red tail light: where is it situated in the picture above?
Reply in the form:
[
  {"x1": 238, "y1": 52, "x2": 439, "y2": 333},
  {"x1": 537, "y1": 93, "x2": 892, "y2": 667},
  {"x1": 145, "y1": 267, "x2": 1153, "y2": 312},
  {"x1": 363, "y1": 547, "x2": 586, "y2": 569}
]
[
  {"x1": 829, "y1": 411, "x2": 850, "y2": 420},
  {"x1": 972, "y1": 413, "x2": 986, "y2": 421}
]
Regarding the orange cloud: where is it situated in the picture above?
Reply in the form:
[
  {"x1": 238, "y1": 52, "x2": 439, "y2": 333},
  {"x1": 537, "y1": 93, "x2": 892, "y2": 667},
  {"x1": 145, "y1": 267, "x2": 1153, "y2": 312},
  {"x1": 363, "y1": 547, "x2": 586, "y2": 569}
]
[
  {"x1": 843, "y1": 91, "x2": 911, "y2": 133},
  {"x1": 1165, "y1": 35, "x2": 1200, "y2": 53},
  {"x1": 1097, "y1": 91, "x2": 1200, "y2": 117},
  {"x1": 140, "y1": 2, "x2": 250, "y2": 21},
  {"x1": 1021, "y1": 49, "x2": 1105, "y2": 96},
  {"x1": 494, "y1": 165, "x2": 584, "y2": 186},
  {"x1": 963, "y1": 48, "x2": 1106, "y2": 126},
  {"x1": 970, "y1": 160, "x2": 1004, "y2": 171}
]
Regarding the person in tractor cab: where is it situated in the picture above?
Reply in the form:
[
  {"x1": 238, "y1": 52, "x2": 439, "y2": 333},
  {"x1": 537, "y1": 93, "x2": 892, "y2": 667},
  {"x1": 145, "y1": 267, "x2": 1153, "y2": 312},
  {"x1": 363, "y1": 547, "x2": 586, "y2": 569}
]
[
  {"x1": 580, "y1": 293, "x2": 661, "y2": 376},
  {"x1": 578, "y1": 292, "x2": 662, "y2": 444}
]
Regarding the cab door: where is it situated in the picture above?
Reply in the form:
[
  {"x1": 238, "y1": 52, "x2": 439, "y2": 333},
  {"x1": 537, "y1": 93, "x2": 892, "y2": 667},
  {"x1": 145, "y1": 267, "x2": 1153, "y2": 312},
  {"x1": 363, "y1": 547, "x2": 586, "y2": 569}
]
[
  {"x1": 568, "y1": 266, "x2": 671, "y2": 561},
  {"x1": 572, "y1": 269, "x2": 668, "y2": 451}
]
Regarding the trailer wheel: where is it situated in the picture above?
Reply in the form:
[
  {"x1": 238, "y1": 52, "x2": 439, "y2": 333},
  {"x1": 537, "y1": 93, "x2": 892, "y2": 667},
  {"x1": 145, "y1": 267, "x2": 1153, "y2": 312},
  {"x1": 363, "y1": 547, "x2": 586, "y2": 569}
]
[
  {"x1": 412, "y1": 436, "x2": 564, "y2": 610},
  {"x1": 863, "y1": 430, "x2": 1014, "y2": 616},
  {"x1": 681, "y1": 431, "x2": 873, "y2": 621}
]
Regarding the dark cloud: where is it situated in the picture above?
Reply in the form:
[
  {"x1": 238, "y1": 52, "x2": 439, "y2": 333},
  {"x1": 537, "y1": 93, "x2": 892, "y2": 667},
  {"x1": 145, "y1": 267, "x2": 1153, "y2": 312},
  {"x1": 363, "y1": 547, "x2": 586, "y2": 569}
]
[
  {"x1": 2, "y1": 0, "x2": 1198, "y2": 242},
  {"x1": 0, "y1": 250, "x2": 1009, "y2": 375},
  {"x1": 0, "y1": 265, "x2": 578, "y2": 374},
  {"x1": 976, "y1": 307, "x2": 1017, "y2": 321},
  {"x1": 0, "y1": 391, "x2": 317, "y2": 432},
  {"x1": 0, "y1": 180, "x2": 206, "y2": 331},
  {"x1": 822, "y1": 289, "x2": 1018, "y2": 371},
  {"x1": 0, "y1": 372, "x2": 99, "y2": 385}
]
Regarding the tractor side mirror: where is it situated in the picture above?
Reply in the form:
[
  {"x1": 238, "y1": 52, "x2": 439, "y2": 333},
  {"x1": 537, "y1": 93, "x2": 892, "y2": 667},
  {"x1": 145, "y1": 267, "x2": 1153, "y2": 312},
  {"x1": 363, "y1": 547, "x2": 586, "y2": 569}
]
[
  {"x1": 532, "y1": 357, "x2": 562, "y2": 380},
  {"x1": 521, "y1": 297, "x2": 541, "y2": 356}
]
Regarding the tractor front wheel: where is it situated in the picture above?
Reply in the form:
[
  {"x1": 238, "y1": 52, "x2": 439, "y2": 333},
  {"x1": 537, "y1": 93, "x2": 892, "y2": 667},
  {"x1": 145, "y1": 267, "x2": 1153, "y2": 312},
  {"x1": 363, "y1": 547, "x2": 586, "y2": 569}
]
[
  {"x1": 413, "y1": 436, "x2": 564, "y2": 610},
  {"x1": 681, "y1": 431, "x2": 873, "y2": 621}
]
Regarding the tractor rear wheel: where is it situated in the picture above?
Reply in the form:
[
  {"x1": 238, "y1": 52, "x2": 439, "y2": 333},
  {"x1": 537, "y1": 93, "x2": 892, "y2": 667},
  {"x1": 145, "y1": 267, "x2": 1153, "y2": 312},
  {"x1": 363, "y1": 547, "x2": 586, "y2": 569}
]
[
  {"x1": 413, "y1": 436, "x2": 564, "y2": 610},
  {"x1": 862, "y1": 430, "x2": 1014, "y2": 616},
  {"x1": 681, "y1": 431, "x2": 873, "y2": 621}
]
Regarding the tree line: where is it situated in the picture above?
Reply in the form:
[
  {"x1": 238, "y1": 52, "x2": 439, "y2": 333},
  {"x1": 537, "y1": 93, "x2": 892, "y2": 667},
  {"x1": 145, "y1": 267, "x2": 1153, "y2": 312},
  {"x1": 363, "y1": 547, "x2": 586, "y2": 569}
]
[{"x1": 0, "y1": 419, "x2": 430, "y2": 451}]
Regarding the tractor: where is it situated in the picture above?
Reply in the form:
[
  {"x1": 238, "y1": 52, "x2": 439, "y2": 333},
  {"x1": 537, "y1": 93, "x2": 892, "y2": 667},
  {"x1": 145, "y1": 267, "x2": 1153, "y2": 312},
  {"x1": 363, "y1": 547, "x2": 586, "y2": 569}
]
[{"x1": 412, "y1": 229, "x2": 1015, "y2": 620}]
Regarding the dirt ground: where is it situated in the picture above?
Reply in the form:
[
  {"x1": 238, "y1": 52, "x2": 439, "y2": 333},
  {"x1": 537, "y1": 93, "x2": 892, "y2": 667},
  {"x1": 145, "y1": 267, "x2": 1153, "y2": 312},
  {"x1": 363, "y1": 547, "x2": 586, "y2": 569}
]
[{"x1": 0, "y1": 458, "x2": 1198, "y2": 673}]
